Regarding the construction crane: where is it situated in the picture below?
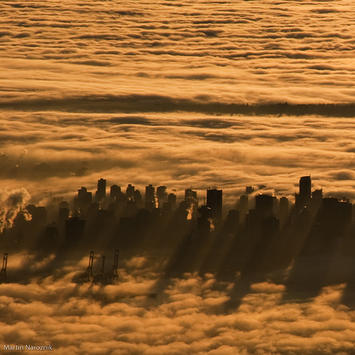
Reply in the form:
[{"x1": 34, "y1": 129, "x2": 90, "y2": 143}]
[
  {"x1": 93, "y1": 254, "x2": 107, "y2": 284},
  {"x1": 0, "y1": 253, "x2": 8, "y2": 283},
  {"x1": 86, "y1": 250, "x2": 94, "y2": 282},
  {"x1": 101, "y1": 255, "x2": 106, "y2": 276},
  {"x1": 112, "y1": 248, "x2": 119, "y2": 281},
  {"x1": 82, "y1": 249, "x2": 120, "y2": 285}
]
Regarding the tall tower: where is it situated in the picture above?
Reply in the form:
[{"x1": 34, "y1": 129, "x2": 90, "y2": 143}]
[
  {"x1": 279, "y1": 196, "x2": 289, "y2": 226},
  {"x1": 126, "y1": 184, "x2": 135, "y2": 200},
  {"x1": 295, "y1": 176, "x2": 311, "y2": 209},
  {"x1": 156, "y1": 186, "x2": 167, "y2": 209},
  {"x1": 207, "y1": 189, "x2": 222, "y2": 221},
  {"x1": 185, "y1": 188, "x2": 198, "y2": 219},
  {"x1": 76, "y1": 187, "x2": 92, "y2": 215},
  {"x1": 0, "y1": 253, "x2": 8, "y2": 283},
  {"x1": 299, "y1": 176, "x2": 311, "y2": 200},
  {"x1": 167, "y1": 193, "x2": 177, "y2": 211},
  {"x1": 96, "y1": 178, "x2": 106, "y2": 202},
  {"x1": 110, "y1": 185, "x2": 121, "y2": 201},
  {"x1": 87, "y1": 250, "x2": 94, "y2": 282},
  {"x1": 145, "y1": 184, "x2": 156, "y2": 210},
  {"x1": 255, "y1": 194, "x2": 275, "y2": 219},
  {"x1": 112, "y1": 249, "x2": 119, "y2": 281}
]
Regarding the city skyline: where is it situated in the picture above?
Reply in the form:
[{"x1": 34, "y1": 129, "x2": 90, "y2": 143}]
[{"x1": 1, "y1": 174, "x2": 353, "y2": 234}]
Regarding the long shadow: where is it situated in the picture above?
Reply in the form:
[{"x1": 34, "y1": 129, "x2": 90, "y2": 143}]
[
  {"x1": 220, "y1": 216, "x2": 281, "y2": 313},
  {"x1": 284, "y1": 200, "x2": 352, "y2": 302},
  {"x1": 148, "y1": 230, "x2": 194, "y2": 299},
  {"x1": 198, "y1": 210, "x2": 239, "y2": 278},
  {"x1": 149, "y1": 217, "x2": 216, "y2": 298},
  {"x1": 340, "y1": 223, "x2": 355, "y2": 308}
]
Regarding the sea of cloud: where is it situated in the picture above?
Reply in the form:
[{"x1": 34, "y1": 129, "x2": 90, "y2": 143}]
[
  {"x1": 0, "y1": 253, "x2": 354, "y2": 354},
  {"x1": 0, "y1": 0, "x2": 354, "y2": 202},
  {"x1": 0, "y1": 2, "x2": 354, "y2": 353},
  {"x1": 0, "y1": 111, "x2": 354, "y2": 205},
  {"x1": 0, "y1": 0, "x2": 354, "y2": 104}
]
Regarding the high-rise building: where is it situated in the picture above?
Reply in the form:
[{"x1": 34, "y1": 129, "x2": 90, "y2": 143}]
[
  {"x1": 168, "y1": 193, "x2": 176, "y2": 209},
  {"x1": 184, "y1": 189, "x2": 198, "y2": 220},
  {"x1": 185, "y1": 189, "x2": 197, "y2": 202},
  {"x1": 238, "y1": 194, "x2": 248, "y2": 216},
  {"x1": 279, "y1": 196, "x2": 289, "y2": 226},
  {"x1": 207, "y1": 189, "x2": 222, "y2": 220},
  {"x1": 76, "y1": 187, "x2": 92, "y2": 214},
  {"x1": 311, "y1": 188, "x2": 323, "y2": 212},
  {"x1": 224, "y1": 209, "x2": 239, "y2": 232},
  {"x1": 320, "y1": 198, "x2": 352, "y2": 226},
  {"x1": 161, "y1": 193, "x2": 176, "y2": 214},
  {"x1": 95, "y1": 178, "x2": 106, "y2": 202},
  {"x1": 110, "y1": 185, "x2": 121, "y2": 201},
  {"x1": 255, "y1": 194, "x2": 275, "y2": 219},
  {"x1": 295, "y1": 176, "x2": 311, "y2": 209},
  {"x1": 300, "y1": 176, "x2": 311, "y2": 200},
  {"x1": 157, "y1": 186, "x2": 168, "y2": 209},
  {"x1": 145, "y1": 184, "x2": 156, "y2": 210},
  {"x1": 197, "y1": 205, "x2": 213, "y2": 233},
  {"x1": 58, "y1": 205, "x2": 69, "y2": 222},
  {"x1": 126, "y1": 184, "x2": 135, "y2": 200},
  {"x1": 312, "y1": 189, "x2": 322, "y2": 201},
  {"x1": 134, "y1": 189, "x2": 142, "y2": 206}
]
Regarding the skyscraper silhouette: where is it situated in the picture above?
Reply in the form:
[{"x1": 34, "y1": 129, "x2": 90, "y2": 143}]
[
  {"x1": 300, "y1": 176, "x2": 311, "y2": 200},
  {"x1": 95, "y1": 178, "x2": 106, "y2": 202},
  {"x1": 207, "y1": 189, "x2": 222, "y2": 221},
  {"x1": 110, "y1": 185, "x2": 121, "y2": 201},
  {"x1": 157, "y1": 186, "x2": 168, "y2": 209},
  {"x1": 145, "y1": 184, "x2": 156, "y2": 211},
  {"x1": 255, "y1": 194, "x2": 275, "y2": 219},
  {"x1": 295, "y1": 176, "x2": 311, "y2": 209}
]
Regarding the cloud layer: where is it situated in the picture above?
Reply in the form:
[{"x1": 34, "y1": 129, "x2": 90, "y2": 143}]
[
  {"x1": 0, "y1": 0, "x2": 354, "y2": 203},
  {"x1": 0, "y1": 0, "x2": 354, "y2": 105},
  {"x1": 0, "y1": 110, "x2": 354, "y2": 204},
  {"x1": 1, "y1": 2, "x2": 354, "y2": 354},
  {"x1": 0, "y1": 254, "x2": 354, "y2": 355}
]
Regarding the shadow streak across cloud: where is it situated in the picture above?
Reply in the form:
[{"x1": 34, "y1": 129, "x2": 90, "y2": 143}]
[{"x1": 1, "y1": 95, "x2": 355, "y2": 117}]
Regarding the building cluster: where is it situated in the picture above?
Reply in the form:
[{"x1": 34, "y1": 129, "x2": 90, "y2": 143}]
[
  {"x1": 0, "y1": 175, "x2": 354, "y2": 285},
  {"x1": 73, "y1": 178, "x2": 226, "y2": 227},
  {"x1": 0, "y1": 176, "x2": 353, "y2": 258}
]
